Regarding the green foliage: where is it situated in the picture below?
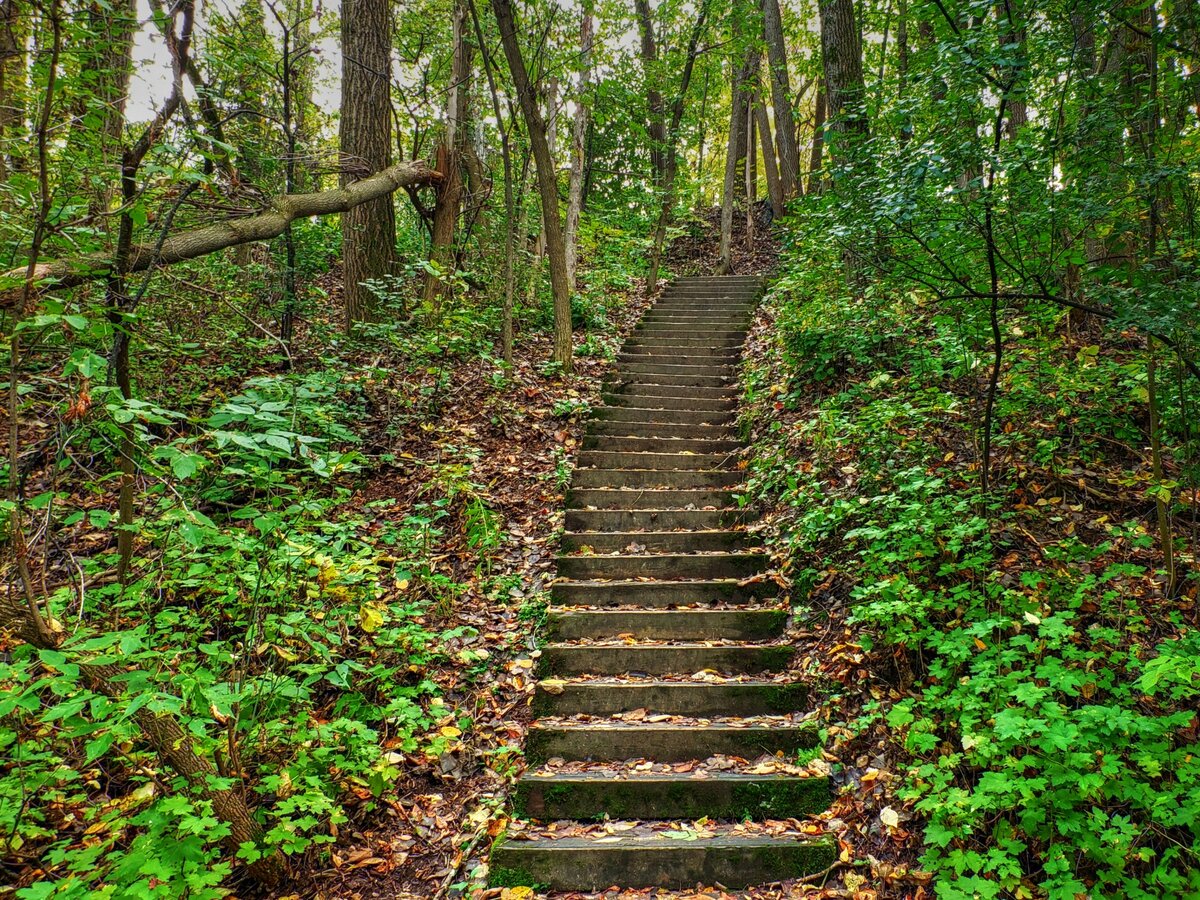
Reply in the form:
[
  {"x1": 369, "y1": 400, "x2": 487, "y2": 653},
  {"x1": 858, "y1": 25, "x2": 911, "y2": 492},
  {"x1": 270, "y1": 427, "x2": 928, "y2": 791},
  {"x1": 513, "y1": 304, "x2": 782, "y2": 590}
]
[{"x1": 747, "y1": 239, "x2": 1200, "y2": 896}]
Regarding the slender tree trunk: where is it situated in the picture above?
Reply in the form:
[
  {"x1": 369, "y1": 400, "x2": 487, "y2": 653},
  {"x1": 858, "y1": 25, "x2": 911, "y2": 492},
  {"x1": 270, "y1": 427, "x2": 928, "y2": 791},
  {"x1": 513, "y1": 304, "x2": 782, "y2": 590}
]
[
  {"x1": 755, "y1": 100, "x2": 784, "y2": 218},
  {"x1": 718, "y1": 41, "x2": 758, "y2": 274},
  {"x1": 642, "y1": 0, "x2": 711, "y2": 292},
  {"x1": 565, "y1": 0, "x2": 594, "y2": 291},
  {"x1": 761, "y1": 0, "x2": 799, "y2": 198},
  {"x1": 424, "y1": 0, "x2": 472, "y2": 316},
  {"x1": 807, "y1": 81, "x2": 825, "y2": 194},
  {"x1": 745, "y1": 91, "x2": 756, "y2": 249},
  {"x1": 491, "y1": 0, "x2": 573, "y2": 370},
  {"x1": 340, "y1": 0, "x2": 396, "y2": 327}
]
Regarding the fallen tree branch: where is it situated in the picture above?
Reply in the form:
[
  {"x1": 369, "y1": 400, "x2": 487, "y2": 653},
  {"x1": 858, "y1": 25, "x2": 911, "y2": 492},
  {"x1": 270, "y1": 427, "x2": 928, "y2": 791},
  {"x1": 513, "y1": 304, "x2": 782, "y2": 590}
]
[{"x1": 1, "y1": 160, "x2": 442, "y2": 306}]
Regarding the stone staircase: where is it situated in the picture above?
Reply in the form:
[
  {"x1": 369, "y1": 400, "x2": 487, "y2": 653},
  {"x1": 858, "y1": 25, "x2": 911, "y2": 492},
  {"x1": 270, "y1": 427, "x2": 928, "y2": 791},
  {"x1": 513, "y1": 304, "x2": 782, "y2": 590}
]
[{"x1": 491, "y1": 276, "x2": 835, "y2": 892}]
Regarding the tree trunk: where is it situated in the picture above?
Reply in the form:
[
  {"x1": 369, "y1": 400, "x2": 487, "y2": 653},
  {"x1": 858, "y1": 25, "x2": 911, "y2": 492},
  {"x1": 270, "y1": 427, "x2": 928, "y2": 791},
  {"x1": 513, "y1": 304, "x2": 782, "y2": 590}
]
[
  {"x1": 996, "y1": 0, "x2": 1027, "y2": 138},
  {"x1": 491, "y1": 0, "x2": 573, "y2": 370},
  {"x1": 818, "y1": 0, "x2": 869, "y2": 142},
  {"x1": 761, "y1": 0, "x2": 799, "y2": 199},
  {"x1": 807, "y1": 80, "x2": 825, "y2": 193},
  {"x1": 565, "y1": 0, "x2": 594, "y2": 291},
  {"x1": 0, "y1": 0, "x2": 26, "y2": 178},
  {"x1": 642, "y1": 0, "x2": 712, "y2": 293},
  {"x1": 340, "y1": 0, "x2": 395, "y2": 328},
  {"x1": 745, "y1": 90, "x2": 756, "y2": 249},
  {"x1": 424, "y1": 0, "x2": 472, "y2": 316},
  {"x1": 717, "y1": 41, "x2": 757, "y2": 274},
  {"x1": 755, "y1": 100, "x2": 784, "y2": 218}
]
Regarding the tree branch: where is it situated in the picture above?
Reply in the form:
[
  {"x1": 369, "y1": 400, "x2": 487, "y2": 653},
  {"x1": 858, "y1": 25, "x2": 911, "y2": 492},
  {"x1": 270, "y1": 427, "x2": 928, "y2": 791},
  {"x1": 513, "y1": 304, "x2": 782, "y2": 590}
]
[{"x1": 1, "y1": 161, "x2": 441, "y2": 306}]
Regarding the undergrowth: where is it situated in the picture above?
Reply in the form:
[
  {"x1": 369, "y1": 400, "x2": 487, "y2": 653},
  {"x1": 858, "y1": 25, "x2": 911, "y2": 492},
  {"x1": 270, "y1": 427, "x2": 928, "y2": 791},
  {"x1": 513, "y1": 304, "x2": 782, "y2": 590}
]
[{"x1": 743, "y1": 214, "x2": 1200, "y2": 900}]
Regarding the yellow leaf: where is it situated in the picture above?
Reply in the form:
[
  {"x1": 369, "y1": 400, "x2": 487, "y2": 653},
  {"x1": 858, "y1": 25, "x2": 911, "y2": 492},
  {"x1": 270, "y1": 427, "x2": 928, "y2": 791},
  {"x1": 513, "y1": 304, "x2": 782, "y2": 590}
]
[
  {"x1": 359, "y1": 604, "x2": 385, "y2": 633},
  {"x1": 440, "y1": 726, "x2": 462, "y2": 738},
  {"x1": 501, "y1": 888, "x2": 535, "y2": 900}
]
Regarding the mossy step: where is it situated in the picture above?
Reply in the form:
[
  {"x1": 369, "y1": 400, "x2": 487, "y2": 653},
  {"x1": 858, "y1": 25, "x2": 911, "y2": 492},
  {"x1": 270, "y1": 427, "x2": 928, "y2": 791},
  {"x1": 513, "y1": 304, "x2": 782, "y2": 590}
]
[
  {"x1": 581, "y1": 435, "x2": 742, "y2": 455},
  {"x1": 576, "y1": 450, "x2": 737, "y2": 471},
  {"x1": 561, "y1": 528, "x2": 748, "y2": 553},
  {"x1": 544, "y1": 607, "x2": 784, "y2": 641},
  {"x1": 550, "y1": 577, "x2": 775, "y2": 607},
  {"x1": 514, "y1": 772, "x2": 830, "y2": 821},
  {"x1": 555, "y1": 551, "x2": 768, "y2": 581},
  {"x1": 526, "y1": 720, "x2": 820, "y2": 763},
  {"x1": 587, "y1": 420, "x2": 739, "y2": 440},
  {"x1": 539, "y1": 642, "x2": 792, "y2": 677},
  {"x1": 566, "y1": 487, "x2": 736, "y2": 510},
  {"x1": 490, "y1": 833, "x2": 832, "y2": 891},
  {"x1": 532, "y1": 678, "x2": 808, "y2": 716},
  {"x1": 569, "y1": 468, "x2": 743, "y2": 491}
]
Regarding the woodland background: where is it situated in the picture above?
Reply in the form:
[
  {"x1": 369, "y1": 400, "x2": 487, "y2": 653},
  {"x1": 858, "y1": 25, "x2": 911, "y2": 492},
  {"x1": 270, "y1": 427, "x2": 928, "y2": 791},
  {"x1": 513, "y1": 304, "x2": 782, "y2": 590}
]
[{"x1": 0, "y1": 0, "x2": 1198, "y2": 896}]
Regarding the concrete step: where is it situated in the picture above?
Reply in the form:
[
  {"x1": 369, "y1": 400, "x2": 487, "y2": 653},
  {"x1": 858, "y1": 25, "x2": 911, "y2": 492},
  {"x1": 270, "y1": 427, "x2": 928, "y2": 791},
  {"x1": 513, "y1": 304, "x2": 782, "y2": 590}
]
[
  {"x1": 561, "y1": 529, "x2": 750, "y2": 553},
  {"x1": 603, "y1": 381, "x2": 740, "y2": 400},
  {"x1": 551, "y1": 578, "x2": 775, "y2": 607},
  {"x1": 544, "y1": 607, "x2": 784, "y2": 641},
  {"x1": 640, "y1": 315, "x2": 753, "y2": 325},
  {"x1": 587, "y1": 420, "x2": 740, "y2": 440},
  {"x1": 566, "y1": 487, "x2": 736, "y2": 510},
  {"x1": 622, "y1": 336, "x2": 746, "y2": 349},
  {"x1": 617, "y1": 350, "x2": 740, "y2": 366},
  {"x1": 581, "y1": 434, "x2": 742, "y2": 454},
  {"x1": 490, "y1": 832, "x2": 834, "y2": 892},
  {"x1": 514, "y1": 771, "x2": 830, "y2": 821},
  {"x1": 525, "y1": 719, "x2": 819, "y2": 763},
  {"x1": 608, "y1": 371, "x2": 739, "y2": 389},
  {"x1": 532, "y1": 678, "x2": 808, "y2": 716},
  {"x1": 570, "y1": 468, "x2": 742, "y2": 491},
  {"x1": 615, "y1": 362, "x2": 738, "y2": 379},
  {"x1": 539, "y1": 642, "x2": 792, "y2": 677},
  {"x1": 576, "y1": 450, "x2": 736, "y2": 470},
  {"x1": 634, "y1": 327, "x2": 748, "y2": 339},
  {"x1": 600, "y1": 394, "x2": 737, "y2": 414},
  {"x1": 555, "y1": 551, "x2": 768, "y2": 581},
  {"x1": 564, "y1": 508, "x2": 746, "y2": 532},
  {"x1": 594, "y1": 406, "x2": 736, "y2": 426}
]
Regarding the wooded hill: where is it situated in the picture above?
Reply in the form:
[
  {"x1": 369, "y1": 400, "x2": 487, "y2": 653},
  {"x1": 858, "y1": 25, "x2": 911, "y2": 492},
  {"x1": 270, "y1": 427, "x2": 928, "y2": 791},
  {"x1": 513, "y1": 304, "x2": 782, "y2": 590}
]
[{"x1": 0, "y1": 0, "x2": 1197, "y2": 896}]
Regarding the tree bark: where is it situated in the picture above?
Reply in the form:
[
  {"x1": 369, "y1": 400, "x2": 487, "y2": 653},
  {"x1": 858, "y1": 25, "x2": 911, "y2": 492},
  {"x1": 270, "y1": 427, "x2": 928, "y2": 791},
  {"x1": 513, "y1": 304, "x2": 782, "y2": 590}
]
[
  {"x1": 491, "y1": 0, "x2": 573, "y2": 370},
  {"x1": 818, "y1": 0, "x2": 869, "y2": 142},
  {"x1": 807, "y1": 79, "x2": 826, "y2": 193},
  {"x1": 424, "y1": 0, "x2": 472, "y2": 315},
  {"x1": 755, "y1": 99, "x2": 784, "y2": 217},
  {"x1": 565, "y1": 0, "x2": 594, "y2": 291},
  {"x1": 641, "y1": 0, "x2": 711, "y2": 293},
  {"x1": 340, "y1": 0, "x2": 396, "y2": 327},
  {"x1": 745, "y1": 89, "x2": 756, "y2": 249},
  {"x1": 761, "y1": 0, "x2": 799, "y2": 199},
  {"x1": 1, "y1": 162, "x2": 440, "y2": 307},
  {"x1": 0, "y1": 0, "x2": 26, "y2": 178},
  {"x1": 717, "y1": 40, "x2": 758, "y2": 274}
]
